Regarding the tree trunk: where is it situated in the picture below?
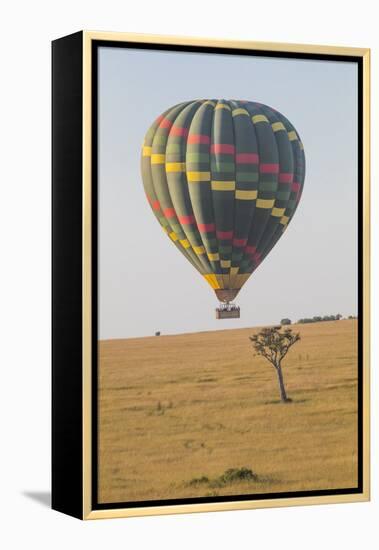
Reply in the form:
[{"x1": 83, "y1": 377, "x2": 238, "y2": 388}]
[{"x1": 276, "y1": 363, "x2": 290, "y2": 402}]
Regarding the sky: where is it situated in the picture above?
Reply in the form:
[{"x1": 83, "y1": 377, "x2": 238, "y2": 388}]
[{"x1": 98, "y1": 46, "x2": 358, "y2": 339}]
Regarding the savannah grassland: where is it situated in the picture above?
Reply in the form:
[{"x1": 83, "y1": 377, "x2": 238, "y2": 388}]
[{"x1": 98, "y1": 319, "x2": 358, "y2": 503}]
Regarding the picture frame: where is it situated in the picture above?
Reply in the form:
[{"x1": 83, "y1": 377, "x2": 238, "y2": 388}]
[{"x1": 52, "y1": 31, "x2": 370, "y2": 520}]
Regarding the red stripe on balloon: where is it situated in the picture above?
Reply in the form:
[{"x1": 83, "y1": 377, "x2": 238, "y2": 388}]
[
  {"x1": 178, "y1": 214, "x2": 196, "y2": 225},
  {"x1": 216, "y1": 230, "x2": 233, "y2": 239},
  {"x1": 187, "y1": 134, "x2": 210, "y2": 144},
  {"x1": 198, "y1": 222, "x2": 215, "y2": 232},
  {"x1": 170, "y1": 125, "x2": 189, "y2": 137},
  {"x1": 211, "y1": 144, "x2": 235, "y2": 154},
  {"x1": 233, "y1": 238, "x2": 247, "y2": 247},
  {"x1": 291, "y1": 182, "x2": 301, "y2": 192},
  {"x1": 163, "y1": 207, "x2": 176, "y2": 219},
  {"x1": 245, "y1": 245, "x2": 256, "y2": 254},
  {"x1": 260, "y1": 163, "x2": 279, "y2": 174},
  {"x1": 236, "y1": 153, "x2": 259, "y2": 164},
  {"x1": 279, "y1": 172, "x2": 293, "y2": 183},
  {"x1": 159, "y1": 117, "x2": 173, "y2": 129},
  {"x1": 152, "y1": 200, "x2": 161, "y2": 211}
]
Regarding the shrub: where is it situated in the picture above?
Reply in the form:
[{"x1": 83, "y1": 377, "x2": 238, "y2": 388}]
[
  {"x1": 188, "y1": 468, "x2": 258, "y2": 489},
  {"x1": 219, "y1": 467, "x2": 258, "y2": 483}
]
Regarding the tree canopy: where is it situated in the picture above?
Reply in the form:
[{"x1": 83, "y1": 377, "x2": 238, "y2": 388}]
[{"x1": 249, "y1": 327, "x2": 300, "y2": 368}]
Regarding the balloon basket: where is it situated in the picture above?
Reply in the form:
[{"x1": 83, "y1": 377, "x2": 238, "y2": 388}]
[{"x1": 215, "y1": 303, "x2": 240, "y2": 319}]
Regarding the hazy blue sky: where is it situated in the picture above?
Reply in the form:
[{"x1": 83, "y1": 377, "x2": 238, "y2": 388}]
[{"x1": 98, "y1": 47, "x2": 358, "y2": 339}]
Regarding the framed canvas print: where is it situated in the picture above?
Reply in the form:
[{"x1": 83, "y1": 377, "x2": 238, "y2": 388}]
[{"x1": 52, "y1": 31, "x2": 370, "y2": 520}]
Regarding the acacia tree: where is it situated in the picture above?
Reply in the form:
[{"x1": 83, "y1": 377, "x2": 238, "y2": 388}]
[{"x1": 249, "y1": 327, "x2": 300, "y2": 403}]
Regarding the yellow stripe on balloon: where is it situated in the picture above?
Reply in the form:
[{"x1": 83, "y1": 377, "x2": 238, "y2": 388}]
[
  {"x1": 203, "y1": 274, "x2": 221, "y2": 289},
  {"x1": 221, "y1": 260, "x2": 231, "y2": 268},
  {"x1": 179, "y1": 239, "x2": 191, "y2": 248},
  {"x1": 151, "y1": 154, "x2": 166, "y2": 164},
  {"x1": 232, "y1": 108, "x2": 249, "y2": 117},
  {"x1": 169, "y1": 231, "x2": 178, "y2": 241},
  {"x1": 235, "y1": 189, "x2": 258, "y2": 200},
  {"x1": 215, "y1": 275, "x2": 223, "y2": 289},
  {"x1": 215, "y1": 103, "x2": 231, "y2": 111},
  {"x1": 142, "y1": 146, "x2": 152, "y2": 157},
  {"x1": 252, "y1": 114, "x2": 269, "y2": 124},
  {"x1": 288, "y1": 131, "x2": 298, "y2": 141},
  {"x1": 211, "y1": 180, "x2": 236, "y2": 191},
  {"x1": 272, "y1": 122, "x2": 286, "y2": 132},
  {"x1": 271, "y1": 207, "x2": 286, "y2": 217},
  {"x1": 187, "y1": 171, "x2": 211, "y2": 182},
  {"x1": 207, "y1": 252, "x2": 220, "y2": 261},
  {"x1": 256, "y1": 198, "x2": 275, "y2": 209},
  {"x1": 280, "y1": 215, "x2": 290, "y2": 225},
  {"x1": 194, "y1": 245, "x2": 206, "y2": 255},
  {"x1": 166, "y1": 162, "x2": 186, "y2": 172}
]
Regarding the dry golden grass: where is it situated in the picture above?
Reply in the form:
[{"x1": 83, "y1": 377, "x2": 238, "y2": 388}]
[{"x1": 98, "y1": 319, "x2": 358, "y2": 503}]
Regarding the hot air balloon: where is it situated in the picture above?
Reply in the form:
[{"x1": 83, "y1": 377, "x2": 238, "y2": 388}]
[{"x1": 141, "y1": 100, "x2": 305, "y2": 319}]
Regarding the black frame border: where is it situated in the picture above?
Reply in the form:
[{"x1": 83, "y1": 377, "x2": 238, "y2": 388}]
[{"x1": 52, "y1": 31, "x2": 84, "y2": 519}]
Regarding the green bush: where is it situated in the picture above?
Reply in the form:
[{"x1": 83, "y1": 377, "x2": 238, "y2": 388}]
[
  {"x1": 219, "y1": 467, "x2": 258, "y2": 483},
  {"x1": 188, "y1": 467, "x2": 258, "y2": 488}
]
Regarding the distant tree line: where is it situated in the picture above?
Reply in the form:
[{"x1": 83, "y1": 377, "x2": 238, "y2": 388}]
[
  {"x1": 297, "y1": 314, "x2": 342, "y2": 324},
  {"x1": 280, "y1": 313, "x2": 358, "y2": 325}
]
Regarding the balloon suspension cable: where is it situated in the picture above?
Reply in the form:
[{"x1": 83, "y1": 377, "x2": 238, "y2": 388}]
[{"x1": 215, "y1": 301, "x2": 240, "y2": 319}]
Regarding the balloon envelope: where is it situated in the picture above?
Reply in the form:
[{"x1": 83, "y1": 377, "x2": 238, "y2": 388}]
[{"x1": 141, "y1": 100, "x2": 305, "y2": 302}]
